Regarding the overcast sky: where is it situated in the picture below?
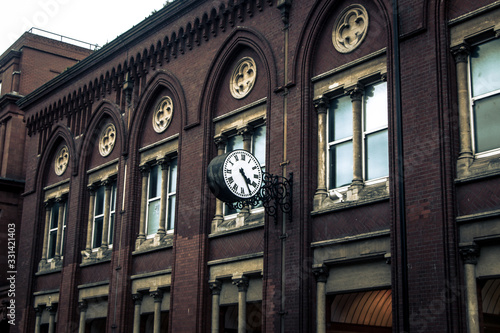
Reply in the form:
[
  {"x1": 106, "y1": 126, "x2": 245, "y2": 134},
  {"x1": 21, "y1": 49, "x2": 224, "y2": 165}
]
[{"x1": 1, "y1": 0, "x2": 170, "y2": 53}]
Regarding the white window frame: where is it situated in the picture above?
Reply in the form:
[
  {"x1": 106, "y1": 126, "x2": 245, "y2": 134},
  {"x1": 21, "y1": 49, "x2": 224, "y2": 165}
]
[
  {"x1": 91, "y1": 182, "x2": 116, "y2": 250},
  {"x1": 468, "y1": 37, "x2": 500, "y2": 158}
]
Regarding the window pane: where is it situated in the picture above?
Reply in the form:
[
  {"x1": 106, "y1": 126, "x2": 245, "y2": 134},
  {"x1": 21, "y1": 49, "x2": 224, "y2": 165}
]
[
  {"x1": 329, "y1": 95, "x2": 352, "y2": 142},
  {"x1": 147, "y1": 199, "x2": 161, "y2": 235},
  {"x1": 169, "y1": 159, "x2": 177, "y2": 193},
  {"x1": 364, "y1": 82, "x2": 388, "y2": 132},
  {"x1": 50, "y1": 204, "x2": 59, "y2": 229},
  {"x1": 471, "y1": 38, "x2": 500, "y2": 97},
  {"x1": 253, "y1": 126, "x2": 266, "y2": 166},
  {"x1": 48, "y1": 230, "x2": 57, "y2": 259},
  {"x1": 474, "y1": 93, "x2": 500, "y2": 153},
  {"x1": 227, "y1": 134, "x2": 244, "y2": 152},
  {"x1": 109, "y1": 213, "x2": 114, "y2": 245},
  {"x1": 93, "y1": 217, "x2": 103, "y2": 248},
  {"x1": 366, "y1": 129, "x2": 389, "y2": 180},
  {"x1": 149, "y1": 165, "x2": 161, "y2": 199},
  {"x1": 110, "y1": 183, "x2": 116, "y2": 212},
  {"x1": 167, "y1": 195, "x2": 176, "y2": 230},
  {"x1": 95, "y1": 186, "x2": 105, "y2": 215},
  {"x1": 330, "y1": 141, "x2": 353, "y2": 188}
]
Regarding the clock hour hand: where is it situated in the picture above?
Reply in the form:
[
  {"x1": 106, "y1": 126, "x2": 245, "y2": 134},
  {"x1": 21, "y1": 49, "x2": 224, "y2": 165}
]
[{"x1": 239, "y1": 168, "x2": 252, "y2": 193}]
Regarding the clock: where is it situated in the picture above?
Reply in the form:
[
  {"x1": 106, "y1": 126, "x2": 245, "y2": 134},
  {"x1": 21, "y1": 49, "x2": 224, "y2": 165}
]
[{"x1": 207, "y1": 149, "x2": 263, "y2": 203}]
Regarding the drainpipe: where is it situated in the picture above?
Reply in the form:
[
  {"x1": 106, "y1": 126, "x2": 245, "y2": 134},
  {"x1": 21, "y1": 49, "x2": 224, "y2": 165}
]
[{"x1": 392, "y1": 0, "x2": 410, "y2": 331}]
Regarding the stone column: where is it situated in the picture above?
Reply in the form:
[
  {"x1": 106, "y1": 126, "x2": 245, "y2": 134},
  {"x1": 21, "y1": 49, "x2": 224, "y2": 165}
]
[
  {"x1": 233, "y1": 276, "x2": 249, "y2": 333},
  {"x1": 34, "y1": 306, "x2": 43, "y2": 333},
  {"x1": 348, "y1": 84, "x2": 364, "y2": 187},
  {"x1": 132, "y1": 293, "x2": 143, "y2": 333},
  {"x1": 86, "y1": 185, "x2": 96, "y2": 252},
  {"x1": 452, "y1": 44, "x2": 473, "y2": 168},
  {"x1": 137, "y1": 164, "x2": 150, "y2": 246},
  {"x1": 151, "y1": 290, "x2": 163, "y2": 333},
  {"x1": 313, "y1": 97, "x2": 329, "y2": 206},
  {"x1": 54, "y1": 195, "x2": 67, "y2": 260},
  {"x1": 40, "y1": 200, "x2": 52, "y2": 265},
  {"x1": 101, "y1": 179, "x2": 112, "y2": 249},
  {"x1": 157, "y1": 158, "x2": 170, "y2": 236},
  {"x1": 78, "y1": 301, "x2": 88, "y2": 333},
  {"x1": 460, "y1": 243, "x2": 480, "y2": 333},
  {"x1": 313, "y1": 264, "x2": 329, "y2": 333},
  {"x1": 47, "y1": 303, "x2": 58, "y2": 333},
  {"x1": 212, "y1": 135, "x2": 227, "y2": 231},
  {"x1": 209, "y1": 280, "x2": 222, "y2": 333}
]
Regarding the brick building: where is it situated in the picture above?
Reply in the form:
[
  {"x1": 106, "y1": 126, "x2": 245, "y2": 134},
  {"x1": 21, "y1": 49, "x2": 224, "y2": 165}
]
[
  {"x1": 12, "y1": 0, "x2": 500, "y2": 332},
  {"x1": 0, "y1": 32, "x2": 93, "y2": 331}
]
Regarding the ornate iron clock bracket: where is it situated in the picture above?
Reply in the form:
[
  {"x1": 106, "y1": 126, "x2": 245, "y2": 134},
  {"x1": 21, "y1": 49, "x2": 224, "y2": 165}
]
[{"x1": 227, "y1": 172, "x2": 293, "y2": 223}]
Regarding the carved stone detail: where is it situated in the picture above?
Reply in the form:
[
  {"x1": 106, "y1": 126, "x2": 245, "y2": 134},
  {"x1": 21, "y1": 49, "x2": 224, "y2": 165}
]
[
  {"x1": 460, "y1": 243, "x2": 480, "y2": 265},
  {"x1": 230, "y1": 57, "x2": 257, "y2": 99},
  {"x1": 99, "y1": 123, "x2": 117, "y2": 157},
  {"x1": 153, "y1": 96, "x2": 173, "y2": 133},
  {"x1": 54, "y1": 145, "x2": 69, "y2": 176},
  {"x1": 332, "y1": 4, "x2": 369, "y2": 54}
]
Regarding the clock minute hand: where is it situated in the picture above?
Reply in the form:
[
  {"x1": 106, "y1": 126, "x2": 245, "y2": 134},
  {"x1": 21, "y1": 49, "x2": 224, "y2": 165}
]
[{"x1": 239, "y1": 168, "x2": 252, "y2": 193}]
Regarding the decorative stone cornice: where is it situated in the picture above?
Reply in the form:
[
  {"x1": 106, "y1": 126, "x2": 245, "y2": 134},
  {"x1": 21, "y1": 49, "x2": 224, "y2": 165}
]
[
  {"x1": 313, "y1": 96, "x2": 329, "y2": 114},
  {"x1": 459, "y1": 243, "x2": 480, "y2": 265},
  {"x1": 209, "y1": 280, "x2": 222, "y2": 295},
  {"x1": 451, "y1": 43, "x2": 470, "y2": 63},
  {"x1": 150, "y1": 290, "x2": 164, "y2": 302},
  {"x1": 312, "y1": 264, "x2": 329, "y2": 283},
  {"x1": 232, "y1": 276, "x2": 249, "y2": 292}
]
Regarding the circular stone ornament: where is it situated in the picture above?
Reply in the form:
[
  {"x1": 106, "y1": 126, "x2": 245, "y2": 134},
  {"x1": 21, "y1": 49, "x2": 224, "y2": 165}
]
[
  {"x1": 332, "y1": 4, "x2": 369, "y2": 53},
  {"x1": 229, "y1": 57, "x2": 257, "y2": 99},
  {"x1": 99, "y1": 123, "x2": 117, "y2": 157},
  {"x1": 152, "y1": 96, "x2": 173, "y2": 133},
  {"x1": 54, "y1": 145, "x2": 69, "y2": 176}
]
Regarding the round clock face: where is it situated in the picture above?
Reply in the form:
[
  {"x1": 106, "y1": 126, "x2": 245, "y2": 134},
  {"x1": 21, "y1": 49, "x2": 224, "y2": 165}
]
[{"x1": 223, "y1": 149, "x2": 263, "y2": 199}]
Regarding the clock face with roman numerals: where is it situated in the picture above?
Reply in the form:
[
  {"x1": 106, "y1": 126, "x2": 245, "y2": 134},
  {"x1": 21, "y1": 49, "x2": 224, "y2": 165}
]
[{"x1": 223, "y1": 149, "x2": 263, "y2": 199}]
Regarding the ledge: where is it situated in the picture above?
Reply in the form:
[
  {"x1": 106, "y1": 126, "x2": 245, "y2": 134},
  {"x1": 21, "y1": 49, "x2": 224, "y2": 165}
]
[
  {"x1": 455, "y1": 153, "x2": 500, "y2": 183},
  {"x1": 131, "y1": 269, "x2": 172, "y2": 280},
  {"x1": 209, "y1": 221, "x2": 264, "y2": 239},
  {"x1": 33, "y1": 288, "x2": 60, "y2": 296},
  {"x1": 456, "y1": 209, "x2": 500, "y2": 223},
  {"x1": 323, "y1": 252, "x2": 388, "y2": 266},
  {"x1": 208, "y1": 252, "x2": 264, "y2": 266},
  {"x1": 132, "y1": 236, "x2": 173, "y2": 256},
  {"x1": 78, "y1": 280, "x2": 110, "y2": 290},
  {"x1": 311, "y1": 229, "x2": 390, "y2": 248}
]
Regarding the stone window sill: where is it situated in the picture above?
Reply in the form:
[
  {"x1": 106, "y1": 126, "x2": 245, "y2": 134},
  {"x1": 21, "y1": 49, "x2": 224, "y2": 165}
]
[
  {"x1": 312, "y1": 180, "x2": 389, "y2": 216},
  {"x1": 133, "y1": 234, "x2": 174, "y2": 255},
  {"x1": 456, "y1": 153, "x2": 500, "y2": 183}
]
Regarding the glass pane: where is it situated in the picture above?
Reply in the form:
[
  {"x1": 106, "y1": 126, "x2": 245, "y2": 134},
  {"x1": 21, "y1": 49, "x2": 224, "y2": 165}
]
[
  {"x1": 253, "y1": 126, "x2": 266, "y2": 166},
  {"x1": 364, "y1": 82, "x2": 388, "y2": 132},
  {"x1": 50, "y1": 204, "x2": 59, "y2": 229},
  {"x1": 329, "y1": 95, "x2": 352, "y2": 142},
  {"x1": 95, "y1": 186, "x2": 105, "y2": 215},
  {"x1": 329, "y1": 141, "x2": 353, "y2": 188},
  {"x1": 474, "y1": 93, "x2": 500, "y2": 153},
  {"x1": 366, "y1": 129, "x2": 389, "y2": 180},
  {"x1": 48, "y1": 230, "x2": 57, "y2": 259},
  {"x1": 109, "y1": 213, "x2": 114, "y2": 245},
  {"x1": 225, "y1": 203, "x2": 238, "y2": 216},
  {"x1": 227, "y1": 134, "x2": 244, "y2": 152},
  {"x1": 110, "y1": 183, "x2": 116, "y2": 212},
  {"x1": 169, "y1": 159, "x2": 177, "y2": 193},
  {"x1": 147, "y1": 199, "x2": 161, "y2": 235},
  {"x1": 167, "y1": 195, "x2": 176, "y2": 230},
  {"x1": 149, "y1": 165, "x2": 161, "y2": 199},
  {"x1": 471, "y1": 38, "x2": 500, "y2": 97},
  {"x1": 93, "y1": 216, "x2": 103, "y2": 248}
]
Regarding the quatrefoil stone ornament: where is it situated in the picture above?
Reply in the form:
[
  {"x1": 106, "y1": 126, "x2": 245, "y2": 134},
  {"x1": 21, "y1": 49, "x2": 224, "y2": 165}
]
[
  {"x1": 54, "y1": 145, "x2": 69, "y2": 176},
  {"x1": 153, "y1": 96, "x2": 173, "y2": 133},
  {"x1": 332, "y1": 4, "x2": 369, "y2": 53},
  {"x1": 99, "y1": 123, "x2": 116, "y2": 157},
  {"x1": 230, "y1": 57, "x2": 257, "y2": 99}
]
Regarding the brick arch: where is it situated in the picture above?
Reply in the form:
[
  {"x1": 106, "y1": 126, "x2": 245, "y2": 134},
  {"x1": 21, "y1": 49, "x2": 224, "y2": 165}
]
[
  {"x1": 78, "y1": 100, "x2": 127, "y2": 173},
  {"x1": 198, "y1": 26, "x2": 277, "y2": 129},
  {"x1": 129, "y1": 69, "x2": 186, "y2": 153}
]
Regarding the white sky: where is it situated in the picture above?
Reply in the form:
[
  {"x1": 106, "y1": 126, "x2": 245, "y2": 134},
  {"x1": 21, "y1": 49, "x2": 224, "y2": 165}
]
[{"x1": 1, "y1": 0, "x2": 170, "y2": 52}]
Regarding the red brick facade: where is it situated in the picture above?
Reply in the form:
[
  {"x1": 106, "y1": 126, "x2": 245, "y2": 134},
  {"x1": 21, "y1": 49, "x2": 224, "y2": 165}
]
[{"x1": 11, "y1": 1, "x2": 500, "y2": 332}]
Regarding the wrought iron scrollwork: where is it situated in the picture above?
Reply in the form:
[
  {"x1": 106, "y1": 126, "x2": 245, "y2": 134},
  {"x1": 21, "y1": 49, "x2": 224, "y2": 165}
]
[{"x1": 228, "y1": 172, "x2": 293, "y2": 223}]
